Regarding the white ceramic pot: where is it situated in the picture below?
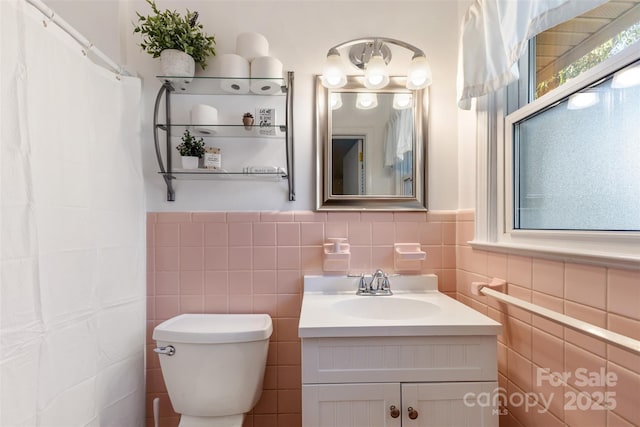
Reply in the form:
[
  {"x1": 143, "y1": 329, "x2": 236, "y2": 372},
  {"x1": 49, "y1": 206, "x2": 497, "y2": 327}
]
[
  {"x1": 160, "y1": 49, "x2": 195, "y2": 78},
  {"x1": 181, "y1": 156, "x2": 199, "y2": 169}
]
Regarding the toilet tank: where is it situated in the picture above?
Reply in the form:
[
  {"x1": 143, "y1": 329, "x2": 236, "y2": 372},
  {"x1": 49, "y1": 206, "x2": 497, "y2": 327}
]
[{"x1": 153, "y1": 314, "x2": 273, "y2": 417}]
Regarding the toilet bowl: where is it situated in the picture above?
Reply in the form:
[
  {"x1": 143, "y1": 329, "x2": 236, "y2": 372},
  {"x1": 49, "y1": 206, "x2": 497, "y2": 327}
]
[{"x1": 153, "y1": 313, "x2": 273, "y2": 427}]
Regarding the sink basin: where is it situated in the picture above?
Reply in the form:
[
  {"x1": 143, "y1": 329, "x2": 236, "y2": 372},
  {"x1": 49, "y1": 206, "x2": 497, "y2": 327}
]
[
  {"x1": 332, "y1": 297, "x2": 439, "y2": 320},
  {"x1": 298, "y1": 274, "x2": 502, "y2": 338}
]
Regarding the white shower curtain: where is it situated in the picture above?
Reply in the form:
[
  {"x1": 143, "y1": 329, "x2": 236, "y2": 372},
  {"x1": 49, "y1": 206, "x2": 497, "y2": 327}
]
[{"x1": 1, "y1": 1, "x2": 145, "y2": 426}]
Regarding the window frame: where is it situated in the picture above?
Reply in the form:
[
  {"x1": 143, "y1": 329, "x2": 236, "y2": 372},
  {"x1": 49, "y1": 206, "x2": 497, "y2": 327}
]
[{"x1": 470, "y1": 40, "x2": 640, "y2": 270}]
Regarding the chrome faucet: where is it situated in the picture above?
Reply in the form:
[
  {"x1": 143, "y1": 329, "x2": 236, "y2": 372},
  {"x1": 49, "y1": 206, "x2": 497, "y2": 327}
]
[{"x1": 356, "y1": 269, "x2": 393, "y2": 295}]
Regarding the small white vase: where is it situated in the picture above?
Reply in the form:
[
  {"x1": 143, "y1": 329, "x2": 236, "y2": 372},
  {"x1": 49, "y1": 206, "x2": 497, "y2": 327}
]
[
  {"x1": 181, "y1": 156, "x2": 199, "y2": 169},
  {"x1": 160, "y1": 49, "x2": 195, "y2": 78}
]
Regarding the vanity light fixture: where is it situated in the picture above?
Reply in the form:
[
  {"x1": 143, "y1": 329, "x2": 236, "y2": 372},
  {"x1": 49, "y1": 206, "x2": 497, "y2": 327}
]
[
  {"x1": 356, "y1": 93, "x2": 378, "y2": 109},
  {"x1": 321, "y1": 37, "x2": 432, "y2": 90}
]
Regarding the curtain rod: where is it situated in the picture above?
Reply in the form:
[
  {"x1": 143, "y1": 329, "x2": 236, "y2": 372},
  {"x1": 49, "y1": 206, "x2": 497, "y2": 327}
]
[
  {"x1": 479, "y1": 286, "x2": 640, "y2": 355},
  {"x1": 24, "y1": 0, "x2": 132, "y2": 77}
]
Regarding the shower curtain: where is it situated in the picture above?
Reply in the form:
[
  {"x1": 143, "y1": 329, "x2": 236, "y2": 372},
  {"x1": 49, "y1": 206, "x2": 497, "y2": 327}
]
[{"x1": 1, "y1": 1, "x2": 145, "y2": 426}]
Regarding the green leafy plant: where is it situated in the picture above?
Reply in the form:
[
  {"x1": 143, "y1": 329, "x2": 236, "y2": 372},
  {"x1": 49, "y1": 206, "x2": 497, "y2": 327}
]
[
  {"x1": 133, "y1": 0, "x2": 216, "y2": 69},
  {"x1": 176, "y1": 130, "x2": 205, "y2": 157}
]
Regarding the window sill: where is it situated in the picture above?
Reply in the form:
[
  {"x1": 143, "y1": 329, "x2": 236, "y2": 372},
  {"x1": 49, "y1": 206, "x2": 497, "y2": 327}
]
[{"x1": 468, "y1": 239, "x2": 640, "y2": 271}]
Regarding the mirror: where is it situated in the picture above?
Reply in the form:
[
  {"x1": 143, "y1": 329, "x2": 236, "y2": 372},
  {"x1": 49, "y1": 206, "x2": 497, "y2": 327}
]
[{"x1": 316, "y1": 76, "x2": 428, "y2": 210}]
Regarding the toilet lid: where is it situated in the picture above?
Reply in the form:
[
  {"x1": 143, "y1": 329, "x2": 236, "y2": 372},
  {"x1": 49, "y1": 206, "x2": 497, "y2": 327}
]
[{"x1": 153, "y1": 313, "x2": 273, "y2": 344}]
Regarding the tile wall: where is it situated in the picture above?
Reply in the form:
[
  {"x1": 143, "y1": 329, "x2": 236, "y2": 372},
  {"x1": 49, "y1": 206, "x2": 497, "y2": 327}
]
[
  {"x1": 146, "y1": 209, "x2": 639, "y2": 427},
  {"x1": 456, "y1": 210, "x2": 640, "y2": 427},
  {"x1": 145, "y1": 210, "x2": 458, "y2": 427}
]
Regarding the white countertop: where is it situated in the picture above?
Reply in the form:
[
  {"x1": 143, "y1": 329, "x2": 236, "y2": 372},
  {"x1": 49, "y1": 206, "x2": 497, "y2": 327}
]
[{"x1": 298, "y1": 274, "x2": 502, "y2": 338}]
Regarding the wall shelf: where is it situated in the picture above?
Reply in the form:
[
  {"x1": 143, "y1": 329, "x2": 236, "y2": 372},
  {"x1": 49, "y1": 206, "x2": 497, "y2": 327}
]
[{"x1": 153, "y1": 73, "x2": 295, "y2": 202}]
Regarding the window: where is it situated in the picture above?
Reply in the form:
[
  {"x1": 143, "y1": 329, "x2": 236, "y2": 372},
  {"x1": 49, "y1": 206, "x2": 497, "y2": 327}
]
[{"x1": 473, "y1": 3, "x2": 640, "y2": 268}]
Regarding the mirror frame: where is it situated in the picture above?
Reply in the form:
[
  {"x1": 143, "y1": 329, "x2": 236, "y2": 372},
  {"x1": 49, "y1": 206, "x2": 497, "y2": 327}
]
[{"x1": 315, "y1": 75, "x2": 428, "y2": 211}]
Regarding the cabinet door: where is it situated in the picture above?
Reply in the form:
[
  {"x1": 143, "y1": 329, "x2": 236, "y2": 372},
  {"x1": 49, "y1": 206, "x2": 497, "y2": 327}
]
[
  {"x1": 401, "y1": 382, "x2": 498, "y2": 427},
  {"x1": 303, "y1": 383, "x2": 402, "y2": 427}
]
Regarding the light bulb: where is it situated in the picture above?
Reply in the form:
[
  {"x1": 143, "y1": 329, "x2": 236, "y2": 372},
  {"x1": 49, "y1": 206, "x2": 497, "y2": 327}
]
[
  {"x1": 322, "y1": 52, "x2": 347, "y2": 89},
  {"x1": 393, "y1": 93, "x2": 412, "y2": 109},
  {"x1": 567, "y1": 92, "x2": 599, "y2": 110},
  {"x1": 330, "y1": 92, "x2": 343, "y2": 110},
  {"x1": 364, "y1": 54, "x2": 389, "y2": 89},
  {"x1": 356, "y1": 93, "x2": 378, "y2": 109},
  {"x1": 406, "y1": 55, "x2": 432, "y2": 89},
  {"x1": 611, "y1": 64, "x2": 640, "y2": 89}
]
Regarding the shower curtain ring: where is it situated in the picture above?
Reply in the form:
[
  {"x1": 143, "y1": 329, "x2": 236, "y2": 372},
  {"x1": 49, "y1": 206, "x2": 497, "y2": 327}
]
[{"x1": 42, "y1": 10, "x2": 55, "y2": 27}]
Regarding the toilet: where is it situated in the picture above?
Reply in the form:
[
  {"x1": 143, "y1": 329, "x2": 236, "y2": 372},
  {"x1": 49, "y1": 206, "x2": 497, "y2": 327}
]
[{"x1": 152, "y1": 313, "x2": 273, "y2": 427}]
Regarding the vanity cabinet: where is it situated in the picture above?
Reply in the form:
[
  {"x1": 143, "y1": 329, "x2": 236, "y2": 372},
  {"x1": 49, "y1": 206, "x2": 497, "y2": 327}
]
[
  {"x1": 301, "y1": 336, "x2": 499, "y2": 427},
  {"x1": 152, "y1": 73, "x2": 294, "y2": 201}
]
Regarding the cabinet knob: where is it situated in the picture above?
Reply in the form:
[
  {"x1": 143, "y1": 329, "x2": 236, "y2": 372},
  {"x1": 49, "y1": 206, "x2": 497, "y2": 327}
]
[
  {"x1": 408, "y1": 406, "x2": 419, "y2": 420},
  {"x1": 389, "y1": 405, "x2": 400, "y2": 418}
]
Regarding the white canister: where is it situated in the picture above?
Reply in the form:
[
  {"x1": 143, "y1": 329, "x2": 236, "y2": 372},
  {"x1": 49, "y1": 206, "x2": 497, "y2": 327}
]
[
  {"x1": 190, "y1": 104, "x2": 218, "y2": 135},
  {"x1": 236, "y1": 32, "x2": 269, "y2": 61}
]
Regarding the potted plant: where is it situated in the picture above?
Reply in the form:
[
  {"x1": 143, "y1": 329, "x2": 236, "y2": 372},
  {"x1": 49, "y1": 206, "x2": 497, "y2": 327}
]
[
  {"x1": 242, "y1": 112, "x2": 254, "y2": 130},
  {"x1": 176, "y1": 130, "x2": 205, "y2": 169},
  {"x1": 133, "y1": 0, "x2": 216, "y2": 77}
]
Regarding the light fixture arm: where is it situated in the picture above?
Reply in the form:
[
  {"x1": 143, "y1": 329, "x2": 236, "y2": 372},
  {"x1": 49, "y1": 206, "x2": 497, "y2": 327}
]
[{"x1": 325, "y1": 37, "x2": 426, "y2": 59}]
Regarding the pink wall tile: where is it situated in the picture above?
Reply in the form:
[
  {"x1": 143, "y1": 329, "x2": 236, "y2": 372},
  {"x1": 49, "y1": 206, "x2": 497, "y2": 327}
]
[
  {"x1": 156, "y1": 271, "x2": 180, "y2": 295},
  {"x1": 155, "y1": 296, "x2": 180, "y2": 321},
  {"x1": 371, "y1": 246, "x2": 394, "y2": 272},
  {"x1": 371, "y1": 222, "x2": 395, "y2": 245},
  {"x1": 395, "y1": 222, "x2": 422, "y2": 242},
  {"x1": 299, "y1": 223, "x2": 323, "y2": 246},
  {"x1": 607, "y1": 361, "x2": 640, "y2": 425},
  {"x1": 179, "y1": 270, "x2": 203, "y2": 295},
  {"x1": 532, "y1": 328, "x2": 564, "y2": 375},
  {"x1": 565, "y1": 263, "x2": 606, "y2": 310},
  {"x1": 229, "y1": 271, "x2": 252, "y2": 295},
  {"x1": 180, "y1": 295, "x2": 203, "y2": 313},
  {"x1": 276, "y1": 247, "x2": 300, "y2": 270},
  {"x1": 361, "y1": 212, "x2": 394, "y2": 222},
  {"x1": 607, "y1": 269, "x2": 640, "y2": 320},
  {"x1": 277, "y1": 223, "x2": 300, "y2": 246},
  {"x1": 419, "y1": 222, "x2": 442, "y2": 245},
  {"x1": 229, "y1": 295, "x2": 253, "y2": 313},
  {"x1": 155, "y1": 223, "x2": 180, "y2": 247},
  {"x1": 531, "y1": 292, "x2": 564, "y2": 338},
  {"x1": 261, "y1": 211, "x2": 294, "y2": 222},
  {"x1": 229, "y1": 247, "x2": 252, "y2": 270},
  {"x1": 253, "y1": 223, "x2": 276, "y2": 246},
  {"x1": 179, "y1": 223, "x2": 203, "y2": 247},
  {"x1": 324, "y1": 222, "x2": 347, "y2": 239},
  {"x1": 293, "y1": 211, "x2": 326, "y2": 222},
  {"x1": 252, "y1": 270, "x2": 276, "y2": 294},
  {"x1": 486, "y1": 252, "x2": 508, "y2": 280},
  {"x1": 441, "y1": 221, "x2": 456, "y2": 245},
  {"x1": 606, "y1": 314, "x2": 640, "y2": 374},
  {"x1": 192, "y1": 212, "x2": 225, "y2": 223},
  {"x1": 155, "y1": 247, "x2": 180, "y2": 271},
  {"x1": 204, "y1": 271, "x2": 228, "y2": 295},
  {"x1": 326, "y1": 212, "x2": 360, "y2": 222},
  {"x1": 253, "y1": 247, "x2": 276, "y2": 270},
  {"x1": 227, "y1": 212, "x2": 260, "y2": 222},
  {"x1": 204, "y1": 247, "x2": 228, "y2": 270},
  {"x1": 532, "y1": 258, "x2": 564, "y2": 297},
  {"x1": 180, "y1": 247, "x2": 203, "y2": 270},
  {"x1": 564, "y1": 301, "x2": 606, "y2": 357},
  {"x1": 507, "y1": 255, "x2": 532, "y2": 288},
  {"x1": 300, "y1": 246, "x2": 323, "y2": 273},
  {"x1": 204, "y1": 223, "x2": 228, "y2": 246},
  {"x1": 348, "y1": 222, "x2": 372, "y2": 245},
  {"x1": 277, "y1": 271, "x2": 302, "y2": 294},
  {"x1": 228, "y1": 223, "x2": 253, "y2": 246},
  {"x1": 394, "y1": 212, "x2": 427, "y2": 222},
  {"x1": 156, "y1": 212, "x2": 191, "y2": 223}
]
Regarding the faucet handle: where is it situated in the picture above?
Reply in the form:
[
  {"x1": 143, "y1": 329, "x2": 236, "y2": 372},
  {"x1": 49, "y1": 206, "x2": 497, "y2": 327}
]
[{"x1": 357, "y1": 274, "x2": 368, "y2": 294}]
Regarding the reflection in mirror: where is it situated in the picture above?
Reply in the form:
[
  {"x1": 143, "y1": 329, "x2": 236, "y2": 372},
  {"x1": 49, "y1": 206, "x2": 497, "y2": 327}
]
[
  {"x1": 332, "y1": 92, "x2": 414, "y2": 196},
  {"x1": 316, "y1": 76, "x2": 427, "y2": 210}
]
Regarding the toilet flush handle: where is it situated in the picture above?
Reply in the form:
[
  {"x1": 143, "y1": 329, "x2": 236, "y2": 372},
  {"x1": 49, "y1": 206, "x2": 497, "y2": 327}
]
[{"x1": 153, "y1": 345, "x2": 175, "y2": 356}]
